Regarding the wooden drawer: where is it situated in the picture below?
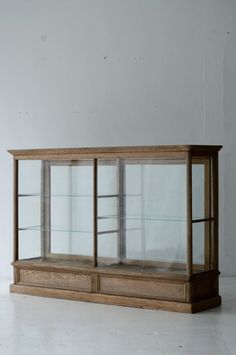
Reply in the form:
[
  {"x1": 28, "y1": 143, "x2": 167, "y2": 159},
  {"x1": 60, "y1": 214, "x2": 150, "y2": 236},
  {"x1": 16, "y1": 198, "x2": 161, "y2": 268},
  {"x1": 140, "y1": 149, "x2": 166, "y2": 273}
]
[
  {"x1": 98, "y1": 276, "x2": 186, "y2": 301},
  {"x1": 19, "y1": 269, "x2": 92, "y2": 292}
]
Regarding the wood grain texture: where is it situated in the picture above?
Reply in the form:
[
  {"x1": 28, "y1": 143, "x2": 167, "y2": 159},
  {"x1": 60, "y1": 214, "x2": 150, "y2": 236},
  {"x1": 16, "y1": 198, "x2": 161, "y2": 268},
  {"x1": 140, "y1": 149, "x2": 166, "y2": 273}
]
[
  {"x1": 186, "y1": 152, "x2": 193, "y2": 277},
  {"x1": 12, "y1": 260, "x2": 188, "y2": 281},
  {"x1": 93, "y1": 159, "x2": 98, "y2": 267},
  {"x1": 8, "y1": 145, "x2": 222, "y2": 160},
  {"x1": 19, "y1": 269, "x2": 92, "y2": 292},
  {"x1": 98, "y1": 276, "x2": 186, "y2": 301},
  {"x1": 9, "y1": 284, "x2": 221, "y2": 313}
]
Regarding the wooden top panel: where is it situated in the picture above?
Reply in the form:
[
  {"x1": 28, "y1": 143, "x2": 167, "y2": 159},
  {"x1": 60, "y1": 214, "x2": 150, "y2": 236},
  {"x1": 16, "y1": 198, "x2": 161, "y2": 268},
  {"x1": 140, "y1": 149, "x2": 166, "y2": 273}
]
[{"x1": 8, "y1": 145, "x2": 222, "y2": 160}]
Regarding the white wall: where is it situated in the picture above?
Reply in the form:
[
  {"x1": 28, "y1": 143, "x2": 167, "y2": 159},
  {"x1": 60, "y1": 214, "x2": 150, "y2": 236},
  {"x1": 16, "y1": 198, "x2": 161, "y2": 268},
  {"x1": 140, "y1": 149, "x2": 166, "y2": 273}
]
[{"x1": 0, "y1": 0, "x2": 235, "y2": 278}]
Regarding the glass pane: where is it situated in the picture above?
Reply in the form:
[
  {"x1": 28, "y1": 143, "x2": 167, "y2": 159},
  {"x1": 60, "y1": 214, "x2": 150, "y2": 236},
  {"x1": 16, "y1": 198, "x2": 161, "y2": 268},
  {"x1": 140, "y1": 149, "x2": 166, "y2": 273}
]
[
  {"x1": 97, "y1": 161, "x2": 117, "y2": 196},
  {"x1": 193, "y1": 221, "x2": 210, "y2": 273},
  {"x1": 98, "y1": 198, "x2": 117, "y2": 232},
  {"x1": 51, "y1": 231, "x2": 92, "y2": 255},
  {"x1": 19, "y1": 230, "x2": 41, "y2": 259},
  {"x1": 50, "y1": 162, "x2": 93, "y2": 256},
  {"x1": 125, "y1": 160, "x2": 187, "y2": 272},
  {"x1": 98, "y1": 233, "x2": 118, "y2": 263},
  {"x1": 19, "y1": 195, "x2": 40, "y2": 228},
  {"x1": 19, "y1": 160, "x2": 41, "y2": 195},
  {"x1": 18, "y1": 160, "x2": 41, "y2": 260},
  {"x1": 192, "y1": 163, "x2": 204, "y2": 219},
  {"x1": 97, "y1": 158, "x2": 187, "y2": 273},
  {"x1": 192, "y1": 158, "x2": 211, "y2": 220},
  {"x1": 97, "y1": 160, "x2": 118, "y2": 266}
]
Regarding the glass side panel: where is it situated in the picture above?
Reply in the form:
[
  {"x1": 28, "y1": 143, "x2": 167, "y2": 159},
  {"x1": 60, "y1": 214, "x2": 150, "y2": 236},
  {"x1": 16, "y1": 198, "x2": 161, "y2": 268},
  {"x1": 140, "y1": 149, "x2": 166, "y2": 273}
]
[
  {"x1": 19, "y1": 160, "x2": 41, "y2": 195},
  {"x1": 192, "y1": 163, "x2": 204, "y2": 220},
  {"x1": 19, "y1": 195, "x2": 40, "y2": 228},
  {"x1": 19, "y1": 230, "x2": 41, "y2": 260},
  {"x1": 192, "y1": 221, "x2": 211, "y2": 273},
  {"x1": 192, "y1": 158, "x2": 211, "y2": 220},
  {"x1": 18, "y1": 160, "x2": 41, "y2": 260},
  {"x1": 50, "y1": 162, "x2": 93, "y2": 256}
]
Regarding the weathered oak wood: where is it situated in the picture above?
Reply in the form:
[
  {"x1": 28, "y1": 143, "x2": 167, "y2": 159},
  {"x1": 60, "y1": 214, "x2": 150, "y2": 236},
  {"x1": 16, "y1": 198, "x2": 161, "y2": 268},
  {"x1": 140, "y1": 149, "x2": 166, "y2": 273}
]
[
  {"x1": 9, "y1": 145, "x2": 222, "y2": 313},
  {"x1": 8, "y1": 145, "x2": 222, "y2": 160},
  {"x1": 13, "y1": 158, "x2": 18, "y2": 265},
  {"x1": 9, "y1": 284, "x2": 221, "y2": 313}
]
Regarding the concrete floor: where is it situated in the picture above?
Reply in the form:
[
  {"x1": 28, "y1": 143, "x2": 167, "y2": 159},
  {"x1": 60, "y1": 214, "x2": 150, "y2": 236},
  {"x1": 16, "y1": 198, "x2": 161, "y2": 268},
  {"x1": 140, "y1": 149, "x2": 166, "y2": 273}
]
[{"x1": 0, "y1": 278, "x2": 235, "y2": 355}]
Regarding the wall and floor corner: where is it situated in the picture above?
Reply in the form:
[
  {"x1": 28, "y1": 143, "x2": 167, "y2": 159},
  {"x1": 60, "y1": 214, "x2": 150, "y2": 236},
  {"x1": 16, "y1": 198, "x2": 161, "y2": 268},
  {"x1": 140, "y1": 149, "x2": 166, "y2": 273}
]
[{"x1": 0, "y1": 0, "x2": 235, "y2": 280}]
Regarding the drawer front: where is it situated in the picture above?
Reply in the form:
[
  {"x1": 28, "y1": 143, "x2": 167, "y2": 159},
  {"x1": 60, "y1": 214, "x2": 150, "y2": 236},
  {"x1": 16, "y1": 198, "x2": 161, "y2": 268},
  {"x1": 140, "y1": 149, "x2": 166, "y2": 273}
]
[
  {"x1": 19, "y1": 269, "x2": 92, "y2": 292},
  {"x1": 98, "y1": 276, "x2": 186, "y2": 301}
]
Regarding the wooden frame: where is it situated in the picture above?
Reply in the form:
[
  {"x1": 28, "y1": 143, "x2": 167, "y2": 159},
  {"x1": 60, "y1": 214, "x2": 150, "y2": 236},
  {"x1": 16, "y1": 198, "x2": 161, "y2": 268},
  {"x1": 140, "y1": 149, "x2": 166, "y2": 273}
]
[{"x1": 9, "y1": 145, "x2": 222, "y2": 313}]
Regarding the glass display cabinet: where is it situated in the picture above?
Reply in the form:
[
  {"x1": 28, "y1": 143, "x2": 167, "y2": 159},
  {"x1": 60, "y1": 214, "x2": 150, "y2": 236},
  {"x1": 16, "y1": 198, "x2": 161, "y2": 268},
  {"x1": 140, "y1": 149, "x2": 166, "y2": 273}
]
[{"x1": 9, "y1": 145, "x2": 222, "y2": 313}]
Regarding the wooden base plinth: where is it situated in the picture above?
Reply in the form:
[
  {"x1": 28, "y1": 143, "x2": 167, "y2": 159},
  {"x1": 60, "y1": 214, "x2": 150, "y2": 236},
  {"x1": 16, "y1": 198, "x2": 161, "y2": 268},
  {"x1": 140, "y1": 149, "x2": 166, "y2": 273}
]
[{"x1": 10, "y1": 284, "x2": 221, "y2": 314}]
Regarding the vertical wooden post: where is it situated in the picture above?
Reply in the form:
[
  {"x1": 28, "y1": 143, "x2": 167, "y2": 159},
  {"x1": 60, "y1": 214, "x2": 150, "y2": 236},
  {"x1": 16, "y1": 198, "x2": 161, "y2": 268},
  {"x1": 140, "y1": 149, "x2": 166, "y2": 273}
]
[
  {"x1": 68, "y1": 165, "x2": 73, "y2": 254},
  {"x1": 41, "y1": 161, "x2": 51, "y2": 258},
  {"x1": 186, "y1": 152, "x2": 193, "y2": 277},
  {"x1": 140, "y1": 164, "x2": 146, "y2": 261},
  {"x1": 204, "y1": 158, "x2": 211, "y2": 270},
  {"x1": 212, "y1": 153, "x2": 219, "y2": 270},
  {"x1": 93, "y1": 159, "x2": 98, "y2": 267},
  {"x1": 117, "y1": 159, "x2": 126, "y2": 263},
  {"x1": 13, "y1": 158, "x2": 18, "y2": 262}
]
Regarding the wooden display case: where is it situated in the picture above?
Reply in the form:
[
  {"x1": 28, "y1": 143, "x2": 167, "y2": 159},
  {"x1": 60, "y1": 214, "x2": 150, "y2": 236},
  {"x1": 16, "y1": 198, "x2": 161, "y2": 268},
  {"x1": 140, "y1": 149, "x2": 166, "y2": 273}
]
[{"x1": 9, "y1": 145, "x2": 222, "y2": 313}]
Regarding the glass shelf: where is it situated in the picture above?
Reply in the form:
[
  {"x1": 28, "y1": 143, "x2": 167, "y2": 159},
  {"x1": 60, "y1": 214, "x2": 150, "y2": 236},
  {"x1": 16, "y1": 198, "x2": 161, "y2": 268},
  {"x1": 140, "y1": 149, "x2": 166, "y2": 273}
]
[
  {"x1": 18, "y1": 193, "x2": 117, "y2": 198},
  {"x1": 19, "y1": 225, "x2": 93, "y2": 234},
  {"x1": 98, "y1": 215, "x2": 187, "y2": 222},
  {"x1": 19, "y1": 225, "x2": 120, "y2": 235},
  {"x1": 98, "y1": 215, "x2": 212, "y2": 222},
  {"x1": 18, "y1": 193, "x2": 142, "y2": 198}
]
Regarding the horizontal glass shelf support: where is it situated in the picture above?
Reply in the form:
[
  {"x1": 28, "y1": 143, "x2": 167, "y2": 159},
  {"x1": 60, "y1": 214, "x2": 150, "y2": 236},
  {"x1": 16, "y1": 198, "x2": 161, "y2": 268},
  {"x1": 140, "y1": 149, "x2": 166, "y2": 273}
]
[
  {"x1": 19, "y1": 226, "x2": 144, "y2": 234},
  {"x1": 192, "y1": 218, "x2": 214, "y2": 223},
  {"x1": 18, "y1": 226, "x2": 119, "y2": 235},
  {"x1": 19, "y1": 225, "x2": 93, "y2": 234},
  {"x1": 18, "y1": 193, "x2": 118, "y2": 198},
  {"x1": 97, "y1": 229, "x2": 118, "y2": 235},
  {"x1": 18, "y1": 193, "x2": 143, "y2": 198},
  {"x1": 98, "y1": 215, "x2": 187, "y2": 222},
  {"x1": 98, "y1": 215, "x2": 213, "y2": 222}
]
